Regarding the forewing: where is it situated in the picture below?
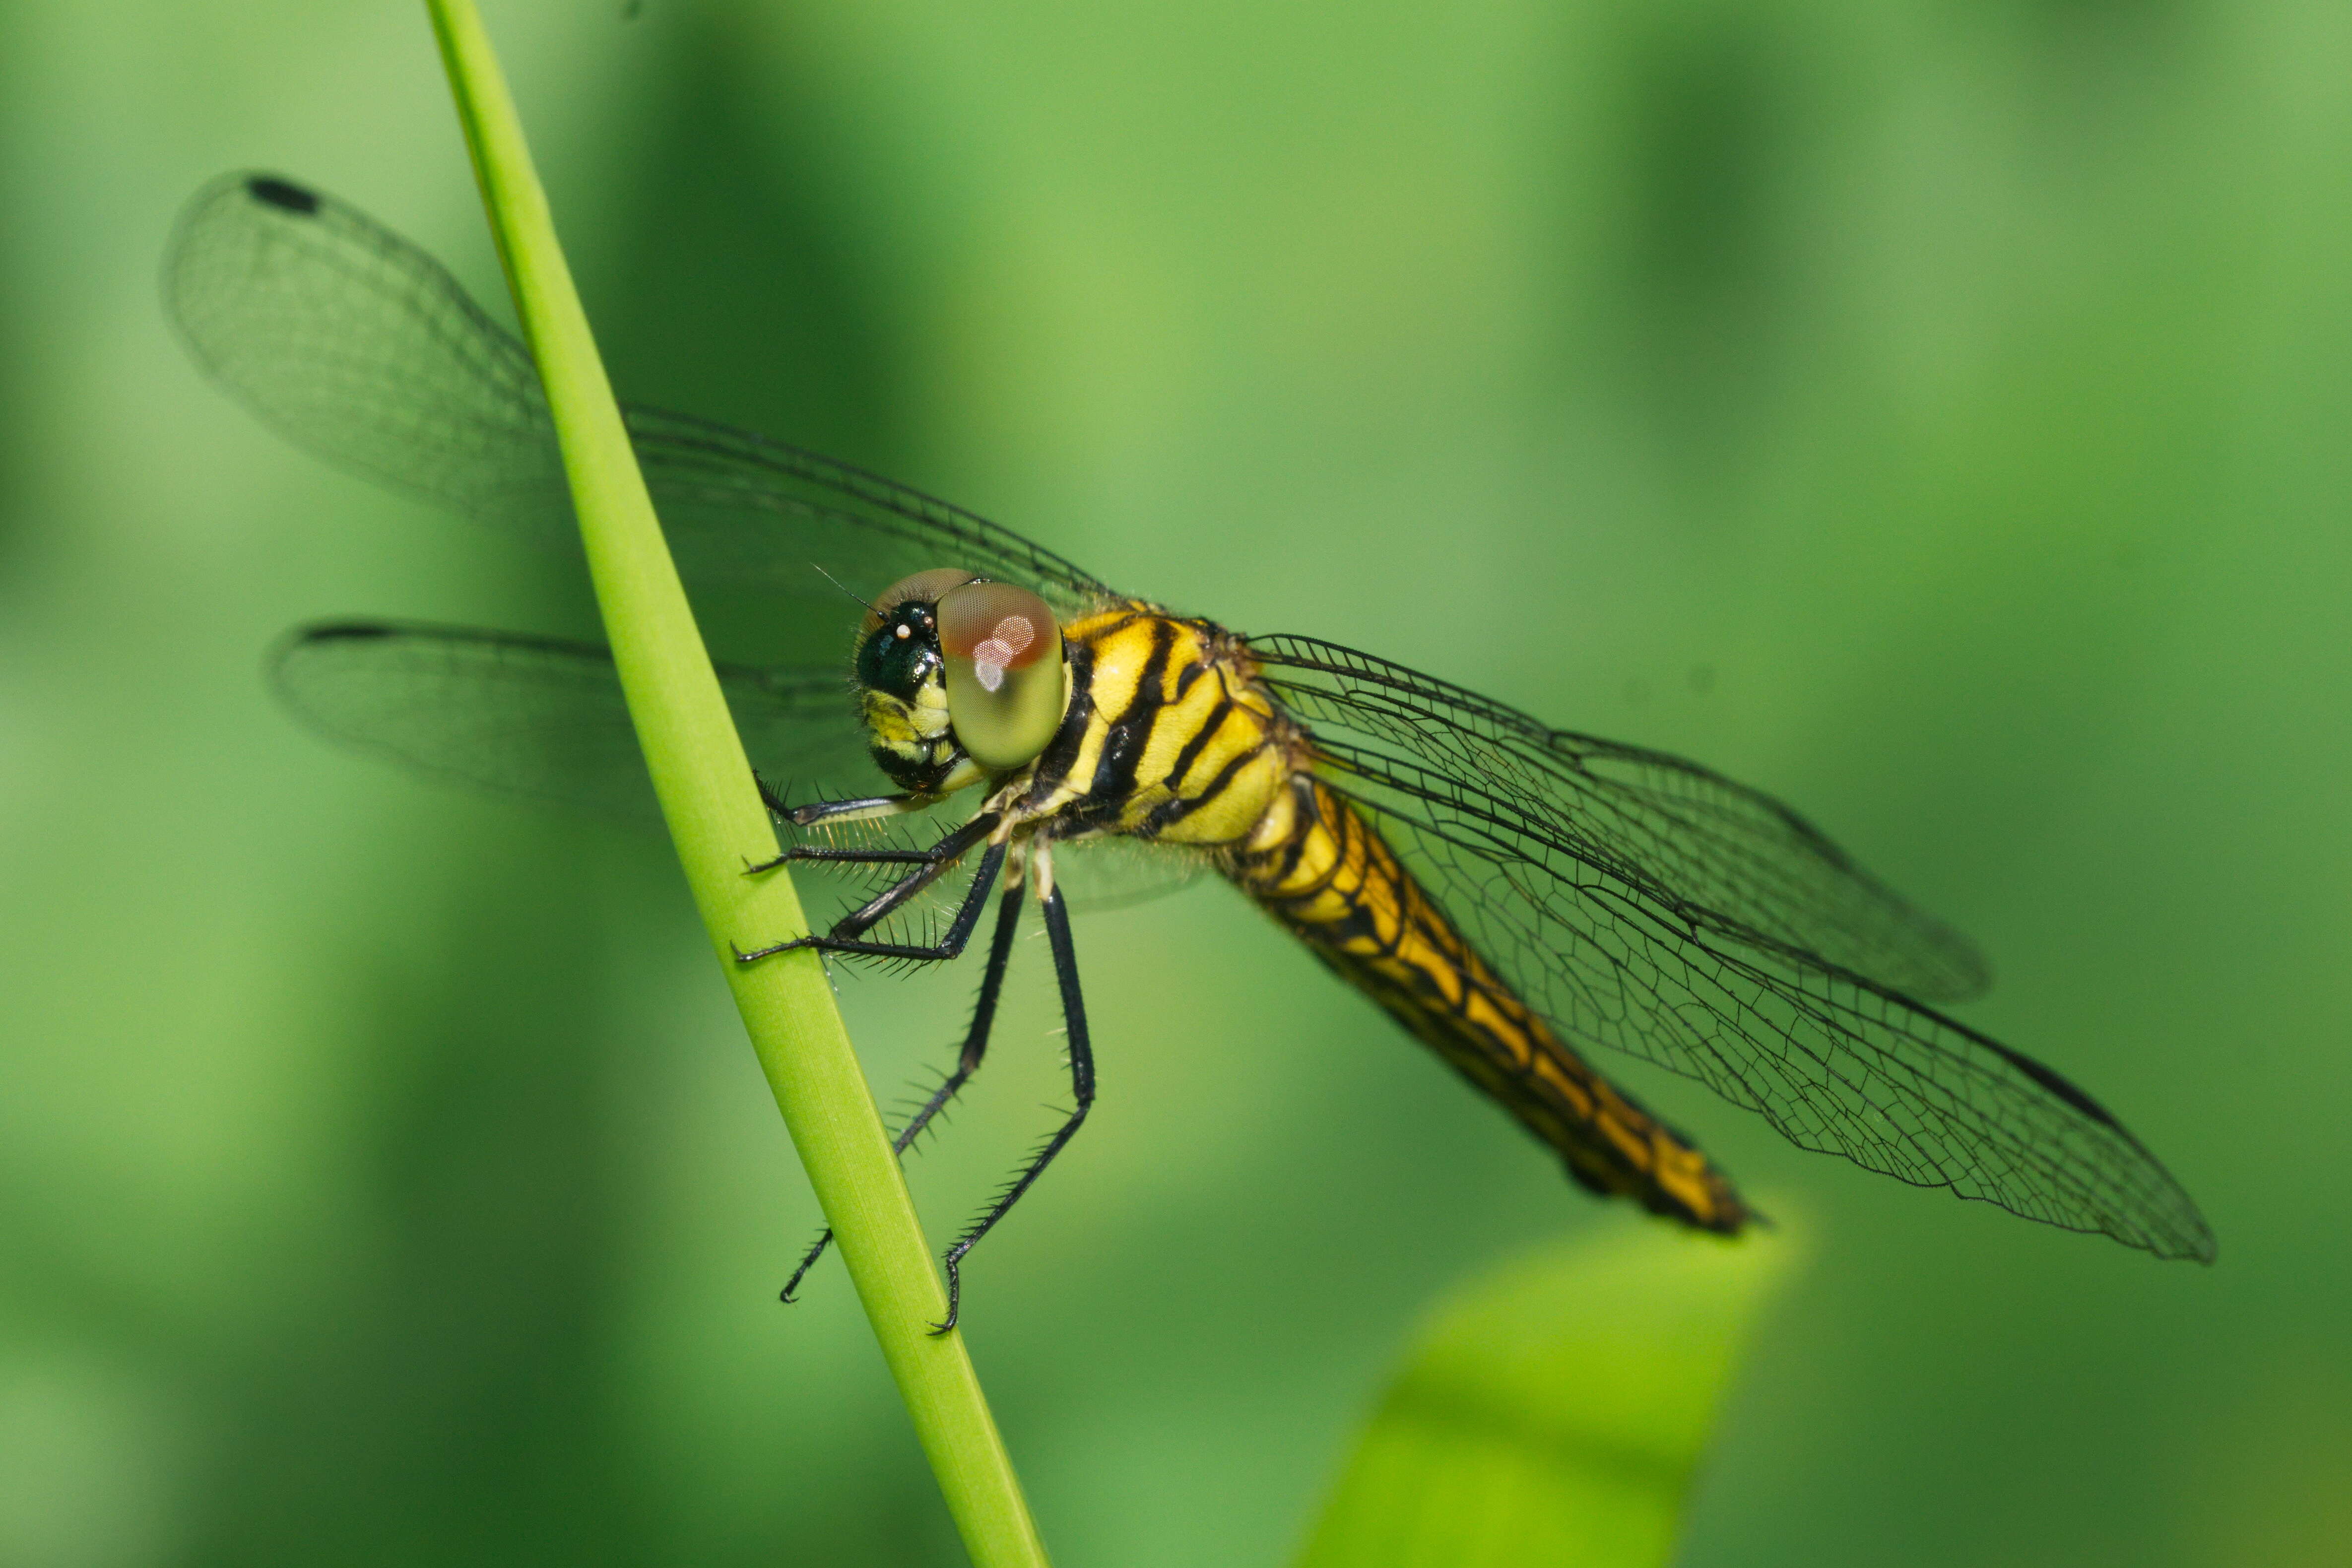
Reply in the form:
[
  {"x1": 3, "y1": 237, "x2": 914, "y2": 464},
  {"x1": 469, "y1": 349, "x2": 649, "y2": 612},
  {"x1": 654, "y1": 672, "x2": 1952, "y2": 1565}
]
[
  {"x1": 169, "y1": 174, "x2": 1117, "y2": 630},
  {"x1": 1254, "y1": 635, "x2": 2214, "y2": 1261},
  {"x1": 1254, "y1": 636, "x2": 1987, "y2": 1001},
  {"x1": 271, "y1": 620, "x2": 886, "y2": 824}
]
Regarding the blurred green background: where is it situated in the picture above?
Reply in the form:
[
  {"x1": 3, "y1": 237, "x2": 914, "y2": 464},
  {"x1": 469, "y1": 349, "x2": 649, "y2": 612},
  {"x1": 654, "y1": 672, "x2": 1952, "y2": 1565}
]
[{"x1": 2, "y1": 1, "x2": 2346, "y2": 1564}]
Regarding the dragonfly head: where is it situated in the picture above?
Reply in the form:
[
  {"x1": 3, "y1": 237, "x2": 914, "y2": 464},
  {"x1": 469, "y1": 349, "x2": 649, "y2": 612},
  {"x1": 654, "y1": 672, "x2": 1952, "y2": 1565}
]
[{"x1": 854, "y1": 569, "x2": 1069, "y2": 791}]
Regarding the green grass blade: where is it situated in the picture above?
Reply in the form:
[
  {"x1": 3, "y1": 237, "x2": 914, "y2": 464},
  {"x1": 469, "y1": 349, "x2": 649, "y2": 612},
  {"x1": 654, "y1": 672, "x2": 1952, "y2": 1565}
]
[
  {"x1": 418, "y1": 4, "x2": 1049, "y2": 1563},
  {"x1": 1296, "y1": 1218, "x2": 1802, "y2": 1568}
]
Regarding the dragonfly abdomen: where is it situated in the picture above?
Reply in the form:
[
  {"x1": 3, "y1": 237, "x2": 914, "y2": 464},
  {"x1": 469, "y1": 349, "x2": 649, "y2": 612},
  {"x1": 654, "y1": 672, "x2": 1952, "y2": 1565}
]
[
  {"x1": 1023, "y1": 610, "x2": 1750, "y2": 1235},
  {"x1": 1234, "y1": 775, "x2": 1750, "y2": 1236}
]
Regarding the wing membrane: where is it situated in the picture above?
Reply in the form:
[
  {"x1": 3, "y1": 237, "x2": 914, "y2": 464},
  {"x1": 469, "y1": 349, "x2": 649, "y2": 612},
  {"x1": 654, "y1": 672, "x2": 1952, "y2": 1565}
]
[
  {"x1": 272, "y1": 620, "x2": 884, "y2": 822},
  {"x1": 1254, "y1": 634, "x2": 2213, "y2": 1261},
  {"x1": 168, "y1": 174, "x2": 1117, "y2": 630},
  {"x1": 1255, "y1": 635, "x2": 1986, "y2": 1000},
  {"x1": 273, "y1": 619, "x2": 1200, "y2": 910}
]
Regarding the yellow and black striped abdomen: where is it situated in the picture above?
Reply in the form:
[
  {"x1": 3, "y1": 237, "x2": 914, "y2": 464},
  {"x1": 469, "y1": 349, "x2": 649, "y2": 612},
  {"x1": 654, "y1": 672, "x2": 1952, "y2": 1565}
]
[
  {"x1": 1232, "y1": 775, "x2": 1750, "y2": 1234},
  {"x1": 1014, "y1": 607, "x2": 1746, "y2": 1235}
]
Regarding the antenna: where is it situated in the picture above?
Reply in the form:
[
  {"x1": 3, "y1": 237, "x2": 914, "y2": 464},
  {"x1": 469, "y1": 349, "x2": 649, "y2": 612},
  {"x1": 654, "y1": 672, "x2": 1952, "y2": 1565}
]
[{"x1": 810, "y1": 562, "x2": 875, "y2": 614}]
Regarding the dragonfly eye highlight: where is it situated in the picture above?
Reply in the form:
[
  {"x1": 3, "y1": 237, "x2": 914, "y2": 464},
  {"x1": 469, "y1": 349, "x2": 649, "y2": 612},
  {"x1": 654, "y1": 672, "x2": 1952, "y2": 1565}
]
[{"x1": 939, "y1": 582, "x2": 1066, "y2": 771}]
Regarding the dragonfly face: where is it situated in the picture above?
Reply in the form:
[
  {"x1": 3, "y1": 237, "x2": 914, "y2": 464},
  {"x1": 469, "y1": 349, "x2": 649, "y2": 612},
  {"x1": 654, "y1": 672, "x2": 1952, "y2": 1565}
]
[
  {"x1": 852, "y1": 570, "x2": 965, "y2": 792},
  {"x1": 852, "y1": 569, "x2": 1071, "y2": 795},
  {"x1": 175, "y1": 172, "x2": 2216, "y2": 1332}
]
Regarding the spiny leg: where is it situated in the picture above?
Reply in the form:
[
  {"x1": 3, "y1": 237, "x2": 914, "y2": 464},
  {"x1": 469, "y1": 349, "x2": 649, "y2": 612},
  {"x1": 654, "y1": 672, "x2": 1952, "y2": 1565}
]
[
  {"x1": 736, "y1": 814, "x2": 1003, "y2": 963},
  {"x1": 883, "y1": 882, "x2": 1030, "y2": 1159},
  {"x1": 781, "y1": 883, "x2": 1029, "y2": 1304},
  {"x1": 744, "y1": 784, "x2": 976, "y2": 875},
  {"x1": 932, "y1": 883, "x2": 1095, "y2": 1335},
  {"x1": 753, "y1": 775, "x2": 937, "y2": 830},
  {"x1": 754, "y1": 839, "x2": 1006, "y2": 964}
]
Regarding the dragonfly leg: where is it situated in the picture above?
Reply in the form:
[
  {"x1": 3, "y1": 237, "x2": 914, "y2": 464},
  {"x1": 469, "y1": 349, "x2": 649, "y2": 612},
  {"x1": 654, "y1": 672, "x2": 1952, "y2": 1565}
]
[
  {"x1": 781, "y1": 883, "x2": 1028, "y2": 1304},
  {"x1": 754, "y1": 773, "x2": 935, "y2": 827},
  {"x1": 931, "y1": 884, "x2": 1094, "y2": 1335},
  {"x1": 735, "y1": 814, "x2": 1003, "y2": 963},
  {"x1": 763, "y1": 845, "x2": 935, "y2": 866},
  {"x1": 771, "y1": 839, "x2": 1005, "y2": 962},
  {"x1": 745, "y1": 782, "x2": 938, "y2": 872}
]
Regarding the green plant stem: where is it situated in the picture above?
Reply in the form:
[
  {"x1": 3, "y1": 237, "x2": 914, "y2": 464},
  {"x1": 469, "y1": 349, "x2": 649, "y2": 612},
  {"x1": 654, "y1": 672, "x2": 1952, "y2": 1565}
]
[{"x1": 420, "y1": 5, "x2": 1049, "y2": 1563}]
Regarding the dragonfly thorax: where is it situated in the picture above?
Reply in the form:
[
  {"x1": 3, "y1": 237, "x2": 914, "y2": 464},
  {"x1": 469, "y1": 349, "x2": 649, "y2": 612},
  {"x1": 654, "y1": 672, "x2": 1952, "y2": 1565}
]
[{"x1": 854, "y1": 568, "x2": 1070, "y2": 791}]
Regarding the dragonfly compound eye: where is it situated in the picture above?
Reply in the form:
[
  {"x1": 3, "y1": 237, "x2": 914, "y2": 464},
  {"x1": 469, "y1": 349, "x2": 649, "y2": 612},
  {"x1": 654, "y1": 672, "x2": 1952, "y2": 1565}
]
[{"x1": 938, "y1": 581, "x2": 1067, "y2": 771}]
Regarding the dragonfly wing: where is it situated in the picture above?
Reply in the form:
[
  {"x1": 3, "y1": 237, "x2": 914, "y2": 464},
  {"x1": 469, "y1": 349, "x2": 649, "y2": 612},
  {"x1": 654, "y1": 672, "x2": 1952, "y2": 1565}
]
[
  {"x1": 274, "y1": 621, "x2": 1188, "y2": 918},
  {"x1": 272, "y1": 620, "x2": 885, "y2": 824},
  {"x1": 619, "y1": 404, "x2": 1112, "y2": 616},
  {"x1": 1254, "y1": 635, "x2": 1987, "y2": 1000},
  {"x1": 1050, "y1": 837, "x2": 1211, "y2": 913},
  {"x1": 169, "y1": 177, "x2": 577, "y2": 547},
  {"x1": 1253, "y1": 634, "x2": 2214, "y2": 1262},
  {"x1": 169, "y1": 174, "x2": 1119, "y2": 627}
]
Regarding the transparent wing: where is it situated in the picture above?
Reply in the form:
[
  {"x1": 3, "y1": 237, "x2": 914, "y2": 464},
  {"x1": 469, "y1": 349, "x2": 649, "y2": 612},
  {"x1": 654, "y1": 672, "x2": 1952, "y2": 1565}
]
[
  {"x1": 272, "y1": 620, "x2": 887, "y2": 823},
  {"x1": 1255, "y1": 636, "x2": 1987, "y2": 1001},
  {"x1": 272, "y1": 620, "x2": 1194, "y2": 919},
  {"x1": 1050, "y1": 836, "x2": 1211, "y2": 913},
  {"x1": 169, "y1": 173, "x2": 1120, "y2": 645},
  {"x1": 1253, "y1": 634, "x2": 2214, "y2": 1262},
  {"x1": 272, "y1": 620, "x2": 977, "y2": 942}
]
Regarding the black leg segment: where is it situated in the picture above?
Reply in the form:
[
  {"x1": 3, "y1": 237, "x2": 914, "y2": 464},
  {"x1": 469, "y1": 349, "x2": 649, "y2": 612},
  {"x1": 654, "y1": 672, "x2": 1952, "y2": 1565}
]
[
  {"x1": 753, "y1": 775, "x2": 925, "y2": 828},
  {"x1": 780, "y1": 883, "x2": 1030, "y2": 1304},
  {"x1": 932, "y1": 884, "x2": 1095, "y2": 1334},
  {"x1": 744, "y1": 794, "x2": 986, "y2": 875},
  {"x1": 736, "y1": 815, "x2": 1004, "y2": 963}
]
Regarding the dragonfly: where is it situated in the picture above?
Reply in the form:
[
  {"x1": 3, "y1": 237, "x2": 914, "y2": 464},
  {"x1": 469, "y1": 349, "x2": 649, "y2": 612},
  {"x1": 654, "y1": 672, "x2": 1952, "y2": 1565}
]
[{"x1": 169, "y1": 172, "x2": 2216, "y2": 1327}]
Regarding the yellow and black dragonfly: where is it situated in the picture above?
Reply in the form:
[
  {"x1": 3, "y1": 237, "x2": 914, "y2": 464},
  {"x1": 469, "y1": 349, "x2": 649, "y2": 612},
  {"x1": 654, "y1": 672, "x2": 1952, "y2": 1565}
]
[{"x1": 169, "y1": 174, "x2": 2215, "y2": 1327}]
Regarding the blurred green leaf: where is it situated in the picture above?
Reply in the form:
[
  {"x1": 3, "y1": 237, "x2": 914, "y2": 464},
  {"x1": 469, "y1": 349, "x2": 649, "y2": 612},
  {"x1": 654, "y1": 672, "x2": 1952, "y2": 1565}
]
[{"x1": 1296, "y1": 1218, "x2": 1801, "y2": 1568}]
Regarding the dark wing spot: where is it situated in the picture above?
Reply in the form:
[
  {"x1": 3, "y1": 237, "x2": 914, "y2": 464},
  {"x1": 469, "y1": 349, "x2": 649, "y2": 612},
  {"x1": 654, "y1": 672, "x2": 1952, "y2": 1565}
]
[
  {"x1": 297, "y1": 620, "x2": 397, "y2": 644},
  {"x1": 246, "y1": 176, "x2": 322, "y2": 215},
  {"x1": 1987, "y1": 1039, "x2": 2125, "y2": 1131}
]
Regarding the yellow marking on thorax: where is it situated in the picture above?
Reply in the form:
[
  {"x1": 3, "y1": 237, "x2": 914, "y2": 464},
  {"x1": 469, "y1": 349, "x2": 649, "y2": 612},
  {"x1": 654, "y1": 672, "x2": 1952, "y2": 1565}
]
[{"x1": 1020, "y1": 605, "x2": 1293, "y2": 848}]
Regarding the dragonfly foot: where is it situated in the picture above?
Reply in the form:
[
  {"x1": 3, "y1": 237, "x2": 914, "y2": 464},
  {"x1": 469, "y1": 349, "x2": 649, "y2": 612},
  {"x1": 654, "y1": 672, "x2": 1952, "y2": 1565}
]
[
  {"x1": 732, "y1": 936, "x2": 812, "y2": 964},
  {"x1": 928, "y1": 1257, "x2": 964, "y2": 1336}
]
